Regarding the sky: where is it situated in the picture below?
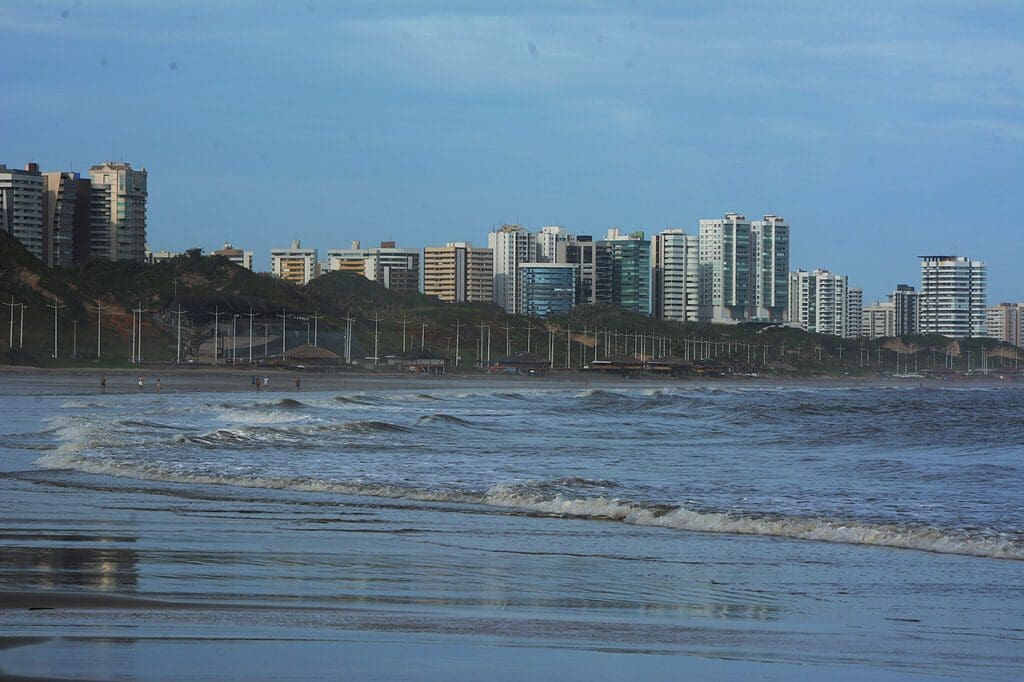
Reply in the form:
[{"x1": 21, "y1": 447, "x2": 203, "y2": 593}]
[{"x1": 2, "y1": 0, "x2": 1022, "y2": 302}]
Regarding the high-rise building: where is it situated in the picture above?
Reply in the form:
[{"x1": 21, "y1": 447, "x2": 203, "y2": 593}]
[
  {"x1": 698, "y1": 213, "x2": 752, "y2": 323},
  {"x1": 789, "y1": 269, "x2": 849, "y2": 337},
  {"x1": 891, "y1": 284, "x2": 920, "y2": 336},
  {"x1": 213, "y1": 242, "x2": 255, "y2": 270},
  {"x1": 750, "y1": 215, "x2": 790, "y2": 322},
  {"x1": 846, "y1": 287, "x2": 863, "y2": 340},
  {"x1": 919, "y1": 256, "x2": 987, "y2": 338},
  {"x1": 423, "y1": 242, "x2": 493, "y2": 303},
  {"x1": 271, "y1": 240, "x2": 318, "y2": 285},
  {"x1": 536, "y1": 225, "x2": 571, "y2": 263},
  {"x1": 985, "y1": 303, "x2": 1023, "y2": 347},
  {"x1": 325, "y1": 241, "x2": 420, "y2": 293},
  {"x1": 652, "y1": 229, "x2": 700, "y2": 322},
  {"x1": 88, "y1": 161, "x2": 147, "y2": 262},
  {"x1": 88, "y1": 182, "x2": 111, "y2": 261},
  {"x1": 863, "y1": 301, "x2": 896, "y2": 338},
  {"x1": 41, "y1": 172, "x2": 79, "y2": 268},
  {"x1": 0, "y1": 163, "x2": 44, "y2": 261},
  {"x1": 564, "y1": 236, "x2": 612, "y2": 306},
  {"x1": 326, "y1": 241, "x2": 369, "y2": 274},
  {"x1": 601, "y1": 228, "x2": 651, "y2": 314},
  {"x1": 488, "y1": 224, "x2": 536, "y2": 313},
  {"x1": 518, "y1": 262, "x2": 578, "y2": 318}
]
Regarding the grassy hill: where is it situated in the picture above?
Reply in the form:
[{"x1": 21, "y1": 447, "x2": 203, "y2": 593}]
[{"x1": 1, "y1": 230, "x2": 1018, "y2": 374}]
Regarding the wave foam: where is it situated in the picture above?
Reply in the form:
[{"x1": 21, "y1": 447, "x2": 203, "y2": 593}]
[
  {"x1": 33, "y1": 452, "x2": 1024, "y2": 561},
  {"x1": 483, "y1": 488, "x2": 1024, "y2": 561}
]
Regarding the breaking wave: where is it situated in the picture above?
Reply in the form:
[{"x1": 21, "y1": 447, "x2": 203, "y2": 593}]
[
  {"x1": 33, "y1": 452, "x2": 1024, "y2": 561},
  {"x1": 416, "y1": 414, "x2": 473, "y2": 427}
]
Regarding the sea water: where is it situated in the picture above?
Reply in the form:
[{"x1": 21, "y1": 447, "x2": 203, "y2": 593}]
[{"x1": 1, "y1": 382, "x2": 1022, "y2": 679}]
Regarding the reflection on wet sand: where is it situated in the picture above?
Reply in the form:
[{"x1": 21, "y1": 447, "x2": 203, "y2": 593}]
[{"x1": 0, "y1": 543, "x2": 138, "y2": 592}]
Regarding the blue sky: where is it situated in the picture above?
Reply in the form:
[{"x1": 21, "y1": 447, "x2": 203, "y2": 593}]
[{"x1": 3, "y1": 1, "x2": 1022, "y2": 302}]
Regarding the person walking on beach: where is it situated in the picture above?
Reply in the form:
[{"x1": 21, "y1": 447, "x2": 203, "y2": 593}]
[
  {"x1": 295, "y1": 377, "x2": 301, "y2": 391},
  {"x1": 100, "y1": 375, "x2": 107, "y2": 392},
  {"x1": 251, "y1": 376, "x2": 257, "y2": 391},
  {"x1": 263, "y1": 376, "x2": 269, "y2": 391},
  {"x1": 155, "y1": 379, "x2": 162, "y2": 393},
  {"x1": 137, "y1": 376, "x2": 144, "y2": 393}
]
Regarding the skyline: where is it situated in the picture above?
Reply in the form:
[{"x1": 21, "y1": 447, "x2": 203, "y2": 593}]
[{"x1": 3, "y1": 1, "x2": 1022, "y2": 302}]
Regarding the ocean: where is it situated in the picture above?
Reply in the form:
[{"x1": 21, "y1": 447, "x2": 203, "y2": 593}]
[{"x1": 1, "y1": 379, "x2": 1022, "y2": 679}]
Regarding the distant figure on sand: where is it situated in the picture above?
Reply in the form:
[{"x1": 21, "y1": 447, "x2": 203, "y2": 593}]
[
  {"x1": 137, "y1": 376, "x2": 144, "y2": 392},
  {"x1": 263, "y1": 376, "x2": 269, "y2": 390},
  {"x1": 295, "y1": 377, "x2": 301, "y2": 390},
  {"x1": 155, "y1": 379, "x2": 162, "y2": 393},
  {"x1": 100, "y1": 375, "x2": 107, "y2": 392}
]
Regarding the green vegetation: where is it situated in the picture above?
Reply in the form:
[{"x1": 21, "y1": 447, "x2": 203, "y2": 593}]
[{"x1": 1, "y1": 230, "x2": 1019, "y2": 375}]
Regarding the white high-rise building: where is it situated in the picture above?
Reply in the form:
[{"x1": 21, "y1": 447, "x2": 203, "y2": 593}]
[
  {"x1": 789, "y1": 269, "x2": 849, "y2": 337},
  {"x1": 536, "y1": 225, "x2": 571, "y2": 263},
  {"x1": 846, "y1": 287, "x2": 863, "y2": 340},
  {"x1": 488, "y1": 224, "x2": 536, "y2": 313},
  {"x1": 985, "y1": 303, "x2": 1023, "y2": 347},
  {"x1": 919, "y1": 256, "x2": 987, "y2": 338},
  {"x1": 863, "y1": 302, "x2": 896, "y2": 338},
  {"x1": 0, "y1": 163, "x2": 44, "y2": 261},
  {"x1": 698, "y1": 213, "x2": 752, "y2": 323},
  {"x1": 652, "y1": 229, "x2": 700, "y2": 322},
  {"x1": 271, "y1": 239, "x2": 318, "y2": 285},
  {"x1": 750, "y1": 215, "x2": 790, "y2": 322},
  {"x1": 88, "y1": 161, "x2": 147, "y2": 262}
]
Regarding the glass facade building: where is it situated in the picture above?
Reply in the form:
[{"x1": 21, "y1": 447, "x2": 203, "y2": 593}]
[
  {"x1": 518, "y1": 263, "x2": 578, "y2": 317},
  {"x1": 600, "y1": 230, "x2": 651, "y2": 314}
]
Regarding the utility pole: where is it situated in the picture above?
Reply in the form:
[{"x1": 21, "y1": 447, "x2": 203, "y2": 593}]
[
  {"x1": 311, "y1": 309, "x2": 325, "y2": 348},
  {"x1": 344, "y1": 315, "x2": 355, "y2": 364},
  {"x1": 132, "y1": 303, "x2": 146, "y2": 363},
  {"x1": 89, "y1": 301, "x2": 105, "y2": 359},
  {"x1": 170, "y1": 304, "x2": 186, "y2": 363},
  {"x1": 232, "y1": 314, "x2": 239, "y2": 362},
  {"x1": 452, "y1": 319, "x2": 464, "y2": 368},
  {"x1": 369, "y1": 313, "x2": 383, "y2": 367},
  {"x1": 73, "y1": 320, "x2": 78, "y2": 359},
  {"x1": 244, "y1": 307, "x2": 257, "y2": 363},
  {"x1": 548, "y1": 327, "x2": 554, "y2": 369},
  {"x1": 524, "y1": 321, "x2": 534, "y2": 355},
  {"x1": 501, "y1": 322, "x2": 512, "y2": 357},
  {"x1": 398, "y1": 317, "x2": 411, "y2": 354},
  {"x1": 478, "y1": 322, "x2": 488, "y2": 365},
  {"x1": 264, "y1": 321, "x2": 270, "y2": 357},
  {"x1": 18, "y1": 303, "x2": 26, "y2": 349},
  {"x1": 3, "y1": 296, "x2": 15, "y2": 348},
  {"x1": 566, "y1": 327, "x2": 572, "y2": 370},
  {"x1": 47, "y1": 299, "x2": 65, "y2": 359},
  {"x1": 212, "y1": 307, "x2": 222, "y2": 365},
  {"x1": 277, "y1": 308, "x2": 290, "y2": 355}
]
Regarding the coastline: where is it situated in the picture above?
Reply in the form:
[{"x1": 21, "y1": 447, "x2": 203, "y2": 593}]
[{"x1": 0, "y1": 364, "x2": 968, "y2": 396}]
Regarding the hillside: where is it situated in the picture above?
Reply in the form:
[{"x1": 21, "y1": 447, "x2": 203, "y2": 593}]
[{"x1": 0, "y1": 230, "x2": 1018, "y2": 375}]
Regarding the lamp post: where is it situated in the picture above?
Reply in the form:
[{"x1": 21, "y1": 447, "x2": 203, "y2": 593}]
[
  {"x1": 89, "y1": 301, "x2": 105, "y2": 359},
  {"x1": 244, "y1": 307, "x2": 257, "y2": 363},
  {"x1": 47, "y1": 299, "x2": 65, "y2": 359}
]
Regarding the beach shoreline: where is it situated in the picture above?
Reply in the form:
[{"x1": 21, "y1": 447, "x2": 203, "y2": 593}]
[{"x1": 0, "y1": 364, "x2": 965, "y2": 396}]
